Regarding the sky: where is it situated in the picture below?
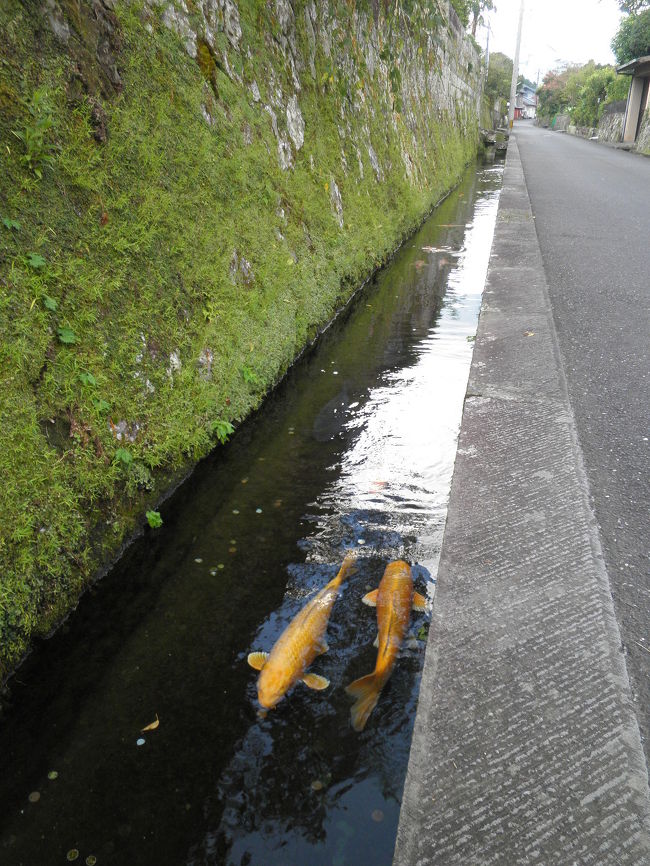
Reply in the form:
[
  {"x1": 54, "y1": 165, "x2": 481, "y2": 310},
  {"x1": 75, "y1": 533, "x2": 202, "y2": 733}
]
[{"x1": 477, "y1": 0, "x2": 625, "y2": 83}]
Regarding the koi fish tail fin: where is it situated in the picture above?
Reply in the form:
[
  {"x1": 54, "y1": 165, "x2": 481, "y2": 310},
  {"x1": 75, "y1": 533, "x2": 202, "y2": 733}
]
[
  {"x1": 346, "y1": 672, "x2": 382, "y2": 732},
  {"x1": 333, "y1": 551, "x2": 358, "y2": 586}
]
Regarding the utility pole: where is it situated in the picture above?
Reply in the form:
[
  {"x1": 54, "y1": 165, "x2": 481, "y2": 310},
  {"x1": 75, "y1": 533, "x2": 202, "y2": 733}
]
[{"x1": 508, "y1": 0, "x2": 525, "y2": 129}]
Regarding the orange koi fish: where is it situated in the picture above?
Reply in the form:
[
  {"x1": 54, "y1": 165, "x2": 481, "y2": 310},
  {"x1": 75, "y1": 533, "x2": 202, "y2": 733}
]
[
  {"x1": 248, "y1": 553, "x2": 356, "y2": 709},
  {"x1": 346, "y1": 560, "x2": 426, "y2": 732}
]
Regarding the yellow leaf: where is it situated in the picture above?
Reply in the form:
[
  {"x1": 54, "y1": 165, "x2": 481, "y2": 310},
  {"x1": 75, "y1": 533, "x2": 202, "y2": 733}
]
[
  {"x1": 287, "y1": 258, "x2": 294, "y2": 265},
  {"x1": 141, "y1": 714, "x2": 159, "y2": 732},
  {"x1": 324, "y1": 182, "x2": 329, "y2": 192}
]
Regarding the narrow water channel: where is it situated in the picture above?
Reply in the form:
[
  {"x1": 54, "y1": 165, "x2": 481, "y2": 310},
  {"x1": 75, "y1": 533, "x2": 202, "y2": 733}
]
[{"x1": 0, "y1": 158, "x2": 503, "y2": 866}]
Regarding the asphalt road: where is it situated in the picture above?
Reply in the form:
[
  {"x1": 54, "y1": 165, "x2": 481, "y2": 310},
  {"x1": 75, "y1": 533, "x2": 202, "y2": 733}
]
[{"x1": 515, "y1": 122, "x2": 650, "y2": 759}]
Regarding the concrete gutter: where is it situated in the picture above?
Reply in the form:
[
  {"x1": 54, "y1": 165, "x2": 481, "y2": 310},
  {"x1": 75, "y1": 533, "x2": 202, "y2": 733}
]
[{"x1": 393, "y1": 137, "x2": 650, "y2": 864}]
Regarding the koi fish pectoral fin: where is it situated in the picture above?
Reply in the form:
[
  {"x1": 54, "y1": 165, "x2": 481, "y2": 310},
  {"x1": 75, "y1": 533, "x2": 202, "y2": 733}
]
[
  {"x1": 412, "y1": 592, "x2": 427, "y2": 612},
  {"x1": 317, "y1": 640, "x2": 329, "y2": 655},
  {"x1": 302, "y1": 672, "x2": 330, "y2": 690},
  {"x1": 247, "y1": 651, "x2": 269, "y2": 671},
  {"x1": 373, "y1": 633, "x2": 380, "y2": 649},
  {"x1": 362, "y1": 589, "x2": 379, "y2": 607}
]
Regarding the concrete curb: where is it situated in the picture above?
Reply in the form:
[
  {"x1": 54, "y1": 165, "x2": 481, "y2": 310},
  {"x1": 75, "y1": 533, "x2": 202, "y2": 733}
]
[{"x1": 393, "y1": 137, "x2": 650, "y2": 864}]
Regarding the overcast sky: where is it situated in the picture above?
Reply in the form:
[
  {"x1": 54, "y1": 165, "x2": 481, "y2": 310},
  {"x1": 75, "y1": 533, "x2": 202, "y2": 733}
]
[{"x1": 477, "y1": 0, "x2": 625, "y2": 83}]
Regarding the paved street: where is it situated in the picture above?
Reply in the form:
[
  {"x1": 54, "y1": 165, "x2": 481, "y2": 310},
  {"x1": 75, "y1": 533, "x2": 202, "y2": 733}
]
[
  {"x1": 394, "y1": 135, "x2": 650, "y2": 865},
  {"x1": 515, "y1": 123, "x2": 650, "y2": 759}
]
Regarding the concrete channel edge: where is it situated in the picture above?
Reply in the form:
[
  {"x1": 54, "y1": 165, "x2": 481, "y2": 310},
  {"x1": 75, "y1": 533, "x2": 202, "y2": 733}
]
[{"x1": 393, "y1": 136, "x2": 650, "y2": 865}]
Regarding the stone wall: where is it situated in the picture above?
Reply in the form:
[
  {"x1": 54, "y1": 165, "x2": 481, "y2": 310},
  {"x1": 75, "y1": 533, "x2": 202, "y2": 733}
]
[
  {"x1": 0, "y1": 0, "x2": 483, "y2": 678},
  {"x1": 598, "y1": 109, "x2": 625, "y2": 143}
]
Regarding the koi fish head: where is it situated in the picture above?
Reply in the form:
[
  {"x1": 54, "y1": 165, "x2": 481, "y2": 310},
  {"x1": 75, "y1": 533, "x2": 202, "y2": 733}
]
[{"x1": 257, "y1": 663, "x2": 294, "y2": 709}]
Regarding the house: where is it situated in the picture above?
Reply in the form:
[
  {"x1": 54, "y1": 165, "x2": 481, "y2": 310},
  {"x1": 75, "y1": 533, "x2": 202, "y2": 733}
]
[
  {"x1": 515, "y1": 81, "x2": 537, "y2": 119},
  {"x1": 617, "y1": 54, "x2": 650, "y2": 144}
]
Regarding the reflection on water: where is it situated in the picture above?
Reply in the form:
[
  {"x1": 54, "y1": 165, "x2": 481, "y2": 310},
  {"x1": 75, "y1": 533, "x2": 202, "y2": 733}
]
[{"x1": 0, "y1": 161, "x2": 502, "y2": 866}]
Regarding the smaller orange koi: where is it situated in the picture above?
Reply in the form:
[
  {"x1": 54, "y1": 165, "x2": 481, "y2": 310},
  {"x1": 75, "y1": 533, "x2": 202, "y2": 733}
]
[
  {"x1": 346, "y1": 560, "x2": 426, "y2": 732},
  {"x1": 248, "y1": 553, "x2": 356, "y2": 709}
]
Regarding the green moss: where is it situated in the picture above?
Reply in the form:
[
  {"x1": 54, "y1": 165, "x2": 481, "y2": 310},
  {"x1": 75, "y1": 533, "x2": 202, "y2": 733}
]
[{"x1": 0, "y1": 0, "x2": 480, "y2": 681}]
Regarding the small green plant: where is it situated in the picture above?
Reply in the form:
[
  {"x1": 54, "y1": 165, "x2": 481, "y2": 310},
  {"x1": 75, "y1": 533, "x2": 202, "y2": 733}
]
[
  {"x1": 57, "y1": 327, "x2": 78, "y2": 344},
  {"x1": 2, "y1": 217, "x2": 21, "y2": 231},
  {"x1": 79, "y1": 371, "x2": 96, "y2": 386},
  {"x1": 11, "y1": 88, "x2": 56, "y2": 179},
  {"x1": 114, "y1": 447, "x2": 133, "y2": 466},
  {"x1": 92, "y1": 397, "x2": 111, "y2": 413},
  {"x1": 241, "y1": 365, "x2": 258, "y2": 385},
  {"x1": 27, "y1": 252, "x2": 46, "y2": 269},
  {"x1": 146, "y1": 510, "x2": 163, "y2": 528},
  {"x1": 210, "y1": 419, "x2": 234, "y2": 444},
  {"x1": 42, "y1": 295, "x2": 57, "y2": 311}
]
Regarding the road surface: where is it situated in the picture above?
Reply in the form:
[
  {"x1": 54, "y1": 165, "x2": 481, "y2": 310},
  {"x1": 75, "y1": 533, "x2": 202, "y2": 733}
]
[{"x1": 516, "y1": 122, "x2": 650, "y2": 758}]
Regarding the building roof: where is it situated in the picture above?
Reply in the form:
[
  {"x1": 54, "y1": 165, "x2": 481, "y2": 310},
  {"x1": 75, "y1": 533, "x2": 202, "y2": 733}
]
[{"x1": 616, "y1": 55, "x2": 650, "y2": 76}]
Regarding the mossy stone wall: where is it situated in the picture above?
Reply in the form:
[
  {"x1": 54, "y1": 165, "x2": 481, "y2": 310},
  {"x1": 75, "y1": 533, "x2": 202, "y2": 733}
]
[{"x1": 0, "y1": 0, "x2": 482, "y2": 680}]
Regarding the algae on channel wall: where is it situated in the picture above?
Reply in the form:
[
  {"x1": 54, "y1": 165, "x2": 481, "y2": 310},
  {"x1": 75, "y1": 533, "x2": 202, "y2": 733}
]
[{"x1": 0, "y1": 0, "x2": 482, "y2": 680}]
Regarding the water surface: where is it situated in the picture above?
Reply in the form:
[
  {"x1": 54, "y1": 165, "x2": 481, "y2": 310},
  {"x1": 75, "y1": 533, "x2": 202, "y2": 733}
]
[{"x1": 0, "y1": 159, "x2": 503, "y2": 866}]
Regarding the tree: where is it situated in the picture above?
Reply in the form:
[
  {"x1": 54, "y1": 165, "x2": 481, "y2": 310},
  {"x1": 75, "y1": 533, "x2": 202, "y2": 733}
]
[
  {"x1": 485, "y1": 52, "x2": 513, "y2": 112},
  {"x1": 617, "y1": 1, "x2": 649, "y2": 13},
  {"x1": 450, "y1": 0, "x2": 495, "y2": 34},
  {"x1": 470, "y1": 0, "x2": 495, "y2": 38},
  {"x1": 611, "y1": 9, "x2": 650, "y2": 64}
]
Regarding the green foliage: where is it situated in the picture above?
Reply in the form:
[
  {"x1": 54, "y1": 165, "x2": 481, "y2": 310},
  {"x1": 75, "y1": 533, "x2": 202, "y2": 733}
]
[
  {"x1": 114, "y1": 448, "x2": 133, "y2": 466},
  {"x1": 26, "y1": 252, "x2": 46, "y2": 269},
  {"x1": 145, "y1": 510, "x2": 163, "y2": 529},
  {"x1": 57, "y1": 326, "x2": 78, "y2": 344},
  {"x1": 611, "y1": 9, "x2": 650, "y2": 64},
  {"x1": 537, "y1": 62, "x2": 628, "y2": 126},
  {"x1": 2, "y1": 217, "x2": 21, "y2": 230},
  {"x1": 11, "y1": 87, "x2": 56, "y2": 178},
  {"x1": 617, "y1": 1, "x2": 649, "y2": 14},
  {"x1": 241, "y1": 365, "x2": 258, "y2": 385},
  {"x1": 210, "y1": 419, "x2": 235, "y2": 444},
  {"x1": 485, "y1": 52, "x2": 513, "y2": 114},
  {"x1": 0, "y1": 0, "x2": 479, "y2": 681}
]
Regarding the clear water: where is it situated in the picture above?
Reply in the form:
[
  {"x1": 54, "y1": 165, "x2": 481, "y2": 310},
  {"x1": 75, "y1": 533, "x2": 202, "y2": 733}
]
[{"x1": 0, "y1": 159, "x2": 503, "y2": 866}]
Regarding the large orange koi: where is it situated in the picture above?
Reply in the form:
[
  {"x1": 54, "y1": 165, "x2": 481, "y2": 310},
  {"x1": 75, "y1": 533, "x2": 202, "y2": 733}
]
[
  {"x1": 248, "y1": 553, "x2": 356, "y2": 709},
  {"x1": 346, "y1": 560, "x2": 426, "y2": 731}
]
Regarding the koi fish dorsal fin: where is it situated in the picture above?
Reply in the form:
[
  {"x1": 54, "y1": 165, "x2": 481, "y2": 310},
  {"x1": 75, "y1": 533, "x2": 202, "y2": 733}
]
[
  {"x1": 412, "y1": 592, "x2": 427, "y2": 612},
  {"x1": 247, "y1": 651, "x2": 268, "y2": 671},
  {"x1": 302, "y1": 672, "x2": 330, "y2": 690},
  {"x1": 362, "y1": 589, "x2": 379, "y2": 607}
]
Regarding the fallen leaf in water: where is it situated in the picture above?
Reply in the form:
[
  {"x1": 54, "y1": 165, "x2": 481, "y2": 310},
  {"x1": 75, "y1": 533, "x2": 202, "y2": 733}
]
[
  {"x1": 141, "y1": 715, "x2": 159, "y2": 732},
  {"x1": 371, "y1": 809, "x2": 384, "y2": 822},
  {"x1": 311, "y1": 780, "x2": 324, "y2": 791},
  {"x1": 28, "y1": 791, "x2": 40, "y2": 803},
  {"x1": 524, "y1": 330, "x2": 535, "y2": 336},
  {"x1": 66, "y1": 850, "x2": 79, "y2": 862},
  {"x1": 47, "y1": 770, "x2": 58, "y2": 781}
]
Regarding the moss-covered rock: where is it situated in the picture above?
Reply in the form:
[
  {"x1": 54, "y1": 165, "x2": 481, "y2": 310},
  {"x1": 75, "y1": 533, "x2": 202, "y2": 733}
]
[{"x1": 0, "y1": 0, "x2": 482, "y2": 680}]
